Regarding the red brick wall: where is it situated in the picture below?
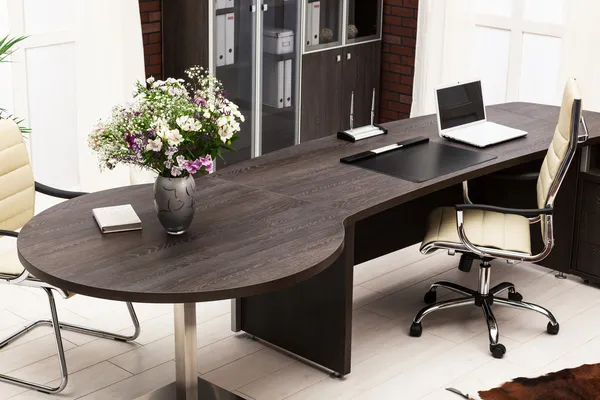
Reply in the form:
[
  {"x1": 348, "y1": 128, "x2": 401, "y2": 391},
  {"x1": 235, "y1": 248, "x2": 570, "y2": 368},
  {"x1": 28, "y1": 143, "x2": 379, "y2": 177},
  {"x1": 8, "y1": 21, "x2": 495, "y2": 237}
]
[
  {"x1": 379, "y1": 0, "x2": 418, "y2": 122},
  {"x1": 139, "y1": 0, "x2": 162, "y2": 79}
]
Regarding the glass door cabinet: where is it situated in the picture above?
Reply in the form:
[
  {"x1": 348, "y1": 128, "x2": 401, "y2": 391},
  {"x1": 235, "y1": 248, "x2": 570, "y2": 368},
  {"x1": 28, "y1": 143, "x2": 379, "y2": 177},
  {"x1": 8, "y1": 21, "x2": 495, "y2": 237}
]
[{"x1": 214, "y1": 0, "x2": 301, "y2": 168}]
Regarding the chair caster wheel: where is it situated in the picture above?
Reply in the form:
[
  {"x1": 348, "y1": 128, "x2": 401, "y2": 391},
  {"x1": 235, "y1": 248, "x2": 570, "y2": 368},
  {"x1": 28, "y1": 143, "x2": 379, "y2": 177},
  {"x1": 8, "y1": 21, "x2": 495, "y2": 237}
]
[
  {"x1": 490, "y1": 343, "x2": 506, "y2": 359},
  {"x1": 409, "y1": 322, "x2": 422, "y2": 337},
  {"x1": 424, "y1": 290, "x2": 437, "y2": 304},
  {"x1": 508, "y1": 291, "x2": 523, "y2": 301},
  {"x1": 547, "y1": 322, "x2": 559, "y2": 335}
]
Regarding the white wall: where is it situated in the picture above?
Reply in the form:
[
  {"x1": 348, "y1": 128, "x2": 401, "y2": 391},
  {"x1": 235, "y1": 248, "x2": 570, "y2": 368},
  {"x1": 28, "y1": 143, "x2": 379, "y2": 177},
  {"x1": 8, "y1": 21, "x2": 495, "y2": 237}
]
[
  {"x1": 413, "y1": 0, "x2": 600, "y2": 117},
  {"x1": 0, "y1": 0, "x2": 146, "y2": 191}
]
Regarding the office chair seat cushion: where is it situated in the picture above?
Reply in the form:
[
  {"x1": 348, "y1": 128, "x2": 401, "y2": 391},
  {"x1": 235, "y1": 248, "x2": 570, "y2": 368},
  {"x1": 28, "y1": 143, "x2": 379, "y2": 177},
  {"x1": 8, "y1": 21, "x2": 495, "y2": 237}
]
[
  {"x1": 0, "y1": 246, "x2": 25, "y2": 276},
  {"x1": 1, "y1": 247, "x2": 75, "y2": 297},
  {"x1": 421, "y1": 207, "x2": 532, "y2": 255}
]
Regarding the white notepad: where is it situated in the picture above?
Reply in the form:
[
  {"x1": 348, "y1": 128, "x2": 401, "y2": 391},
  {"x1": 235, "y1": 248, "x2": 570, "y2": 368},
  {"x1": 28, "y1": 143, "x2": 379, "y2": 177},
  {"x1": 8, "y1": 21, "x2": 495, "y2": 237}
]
[{"x1": 93, "y1": 204, "x2": 142, "y2": 234}]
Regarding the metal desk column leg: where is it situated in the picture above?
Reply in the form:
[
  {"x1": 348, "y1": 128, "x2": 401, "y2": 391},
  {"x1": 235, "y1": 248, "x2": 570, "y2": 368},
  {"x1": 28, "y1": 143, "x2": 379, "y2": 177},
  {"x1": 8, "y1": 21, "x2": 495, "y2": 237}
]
[{"x1": 174, "y1": 303, "x2": 198, "y2": 399}]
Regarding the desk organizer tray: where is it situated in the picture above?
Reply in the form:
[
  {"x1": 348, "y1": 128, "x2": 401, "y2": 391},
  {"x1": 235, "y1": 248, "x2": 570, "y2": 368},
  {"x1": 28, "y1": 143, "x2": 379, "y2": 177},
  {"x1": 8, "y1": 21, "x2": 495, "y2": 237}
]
[{"x1": 344, "y1": 141, "x2": 497, "y2": 183}]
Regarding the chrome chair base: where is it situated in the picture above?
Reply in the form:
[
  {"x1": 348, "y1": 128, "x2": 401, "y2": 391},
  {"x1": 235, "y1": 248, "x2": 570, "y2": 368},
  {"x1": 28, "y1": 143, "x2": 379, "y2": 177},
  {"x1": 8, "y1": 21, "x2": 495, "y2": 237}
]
[
  {"x1": 0, "y1": 288, "x2": 140, "y2": 394},
  {"x1": 409, "y1": 262, "x2": 559, "y2": 359}
]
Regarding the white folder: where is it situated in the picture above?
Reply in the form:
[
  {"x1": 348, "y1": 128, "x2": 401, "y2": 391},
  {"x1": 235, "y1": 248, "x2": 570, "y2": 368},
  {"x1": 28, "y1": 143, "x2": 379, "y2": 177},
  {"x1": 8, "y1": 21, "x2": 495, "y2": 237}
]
[
  {"x1": 311, "y1": 1, "x2": 320, "y2": 46},
  {"x1": 305, "y1": 1, "x2": 313, "y2": 46},
  {"x1": 216, "y1": 15, "x2": 226, "y2": 67},
  {"x1": 263, "y1": 60, "x2": 284, "y2": 109},
  {"x1": 284, "y1": 59, "x2": 292, "y2": 108},
  {"x1": 225, "y1": 13, "x2": 235, "y2": 65},
  {"x1": 216, "y1": 0, "x2": 227, "y2": 10}
]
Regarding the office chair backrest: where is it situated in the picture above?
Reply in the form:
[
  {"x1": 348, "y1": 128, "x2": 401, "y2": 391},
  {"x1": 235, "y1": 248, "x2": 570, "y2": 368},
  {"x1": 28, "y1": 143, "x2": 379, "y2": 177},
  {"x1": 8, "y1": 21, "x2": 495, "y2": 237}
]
[
  {"x1": 0, "y1": 119, "x2": 35, "y2": 231},
  {"x1": 537, "y1": 78, "x2": 582, "y2": 210}
]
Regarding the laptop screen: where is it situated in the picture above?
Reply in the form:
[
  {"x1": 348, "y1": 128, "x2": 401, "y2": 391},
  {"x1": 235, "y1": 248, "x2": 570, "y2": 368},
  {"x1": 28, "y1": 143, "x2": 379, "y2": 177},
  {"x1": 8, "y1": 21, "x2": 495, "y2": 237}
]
[{"x1": 436, "y1": 81, "x2": 485, "y2": 131}]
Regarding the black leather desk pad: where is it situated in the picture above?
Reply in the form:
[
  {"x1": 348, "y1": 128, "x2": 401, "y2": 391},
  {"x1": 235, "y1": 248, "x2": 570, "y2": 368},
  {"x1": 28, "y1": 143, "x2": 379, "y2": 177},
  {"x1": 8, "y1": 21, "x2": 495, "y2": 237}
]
[{"x1": 349, "y1": 141, "x2": 497, "y2": 183}]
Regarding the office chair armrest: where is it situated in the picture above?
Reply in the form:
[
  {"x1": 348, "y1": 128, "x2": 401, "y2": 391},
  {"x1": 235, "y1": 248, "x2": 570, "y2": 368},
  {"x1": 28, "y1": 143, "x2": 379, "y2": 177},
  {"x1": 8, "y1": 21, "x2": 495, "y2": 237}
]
[
  {"x1": 488, "y1": 171, "x2": 539, "y2": 181},
  {"x1": 462, "y1": 181, "x2": 473, "y2": 204},
  {"x1": 455, "y1": 204, "x2": 553, "y2": 218},
  {"x1": 579, "y1": 116, "x2": 589, "y2": 143},
  {"x1": 0, "y1": 230, "x2": 18, "y2": 238},
  {"x1": 35, "y1": 182, "x2": 87, "y2": 199}
]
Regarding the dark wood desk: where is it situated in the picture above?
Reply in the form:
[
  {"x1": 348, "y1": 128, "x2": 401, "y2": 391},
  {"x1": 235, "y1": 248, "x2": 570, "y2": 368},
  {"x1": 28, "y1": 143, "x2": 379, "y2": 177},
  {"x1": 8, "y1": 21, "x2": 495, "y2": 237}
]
[{"x1": 17, "y1": 103, "x2": 600, "y2": 388}]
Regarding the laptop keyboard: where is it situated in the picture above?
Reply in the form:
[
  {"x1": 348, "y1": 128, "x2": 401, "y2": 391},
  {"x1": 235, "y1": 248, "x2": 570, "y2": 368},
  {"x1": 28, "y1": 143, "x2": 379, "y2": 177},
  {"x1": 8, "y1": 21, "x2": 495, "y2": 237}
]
[{"x1": 452, "y1": 123, "x2": 525, "y2": 146}]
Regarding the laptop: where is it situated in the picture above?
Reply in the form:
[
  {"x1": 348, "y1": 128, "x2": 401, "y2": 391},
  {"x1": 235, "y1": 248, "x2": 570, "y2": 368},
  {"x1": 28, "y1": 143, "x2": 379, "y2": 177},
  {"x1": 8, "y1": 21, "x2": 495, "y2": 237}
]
[{"x1": 435, "y1": 80, "x2": 527, "y2": 148}]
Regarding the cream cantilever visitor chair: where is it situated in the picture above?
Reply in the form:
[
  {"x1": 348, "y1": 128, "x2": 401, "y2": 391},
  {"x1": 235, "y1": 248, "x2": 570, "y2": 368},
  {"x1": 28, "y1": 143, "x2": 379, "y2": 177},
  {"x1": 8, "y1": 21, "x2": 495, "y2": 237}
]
[
  {"x1": 409, "y1": 78, "x2": 589, "y2": 359},
  {"x1": 0, "y1": 119, "x2": 140, "y2": 393}
]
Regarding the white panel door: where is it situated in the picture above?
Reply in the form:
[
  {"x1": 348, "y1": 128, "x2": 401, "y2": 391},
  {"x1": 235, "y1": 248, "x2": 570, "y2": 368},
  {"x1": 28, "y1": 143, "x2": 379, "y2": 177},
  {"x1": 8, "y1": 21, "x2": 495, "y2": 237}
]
[
  {"x1": 7, "y1": 0, "x2": 79, "y2": 189},
  {"x1": 0, "y1": 0, "x2": 15, "y2": 123}
]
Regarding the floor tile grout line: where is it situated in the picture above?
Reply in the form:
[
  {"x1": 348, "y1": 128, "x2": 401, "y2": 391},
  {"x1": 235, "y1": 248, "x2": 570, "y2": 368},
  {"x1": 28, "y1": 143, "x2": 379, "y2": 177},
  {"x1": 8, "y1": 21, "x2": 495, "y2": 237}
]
[
  {"x1": 106, "y1": 360, "x2": 135, "y2": 377},
  {"x1": 78, "y1": 359, "x2": 176, "y2": 400},
  {"x1": 524, "y1": 306, "x2": 600, "y2": 376},
  {"x1": 197, "y1": 333, "x2": 265, "y2": 375},
  {"x1": 346, "y1": 334, "x2": 475, "y2": 400},
  {"x1": 2, "y1": 309, "x2": 27, "y2": 325},
  {"x1": 499, "y1": 279, "x2": 600, "y2": 339},
  {"x1": 108, "y1": 311, "x2": 232, "y2": 369},
  {"x1": 220, "y1": 351, "x2": 300, "y2": 394},
  {"x1": 3, "y1": 358, "x2": 131, "y2": 400},
  {"x1": 357, "y1": 251, "x2": 441, "y2": 288}
]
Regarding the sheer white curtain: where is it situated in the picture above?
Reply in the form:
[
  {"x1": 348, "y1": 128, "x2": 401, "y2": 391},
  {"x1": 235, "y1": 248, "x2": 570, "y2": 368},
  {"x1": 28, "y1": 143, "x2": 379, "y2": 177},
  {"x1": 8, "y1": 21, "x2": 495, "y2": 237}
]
[
  {"x1": 412, "y1": 0, "x2": 600, "y2": 117},
  {"x1": 412, "y1": 0, "x2": 476, "y2": 117},
  {"x1": 76, "y1": 0, "x2": 147, "y2": 190},
  {"x1": 559, "y1": 0, "x2": 600, "y2": 112}
]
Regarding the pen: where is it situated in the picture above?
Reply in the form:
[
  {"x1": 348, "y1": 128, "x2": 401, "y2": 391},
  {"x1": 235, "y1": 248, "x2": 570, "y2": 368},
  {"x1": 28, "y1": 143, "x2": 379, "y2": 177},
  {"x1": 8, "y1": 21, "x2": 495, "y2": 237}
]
[{"x1": 340, "y1": 137, "x2": 429, "y2": 164}]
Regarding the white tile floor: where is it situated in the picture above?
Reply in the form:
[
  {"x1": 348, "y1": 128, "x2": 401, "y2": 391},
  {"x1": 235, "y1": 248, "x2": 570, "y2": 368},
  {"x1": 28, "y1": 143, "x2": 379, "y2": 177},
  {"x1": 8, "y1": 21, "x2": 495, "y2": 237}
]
[{"x1": 1, "y1": 243, "x2": 599, "y2": 400}]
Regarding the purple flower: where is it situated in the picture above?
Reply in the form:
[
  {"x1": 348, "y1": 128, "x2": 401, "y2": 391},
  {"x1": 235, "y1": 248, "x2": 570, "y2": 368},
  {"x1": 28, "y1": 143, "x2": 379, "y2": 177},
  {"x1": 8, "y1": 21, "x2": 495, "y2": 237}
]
[
  {"x1": 165, "y1": 146, "x2": 177, "y2": 159},
  {"x1": 180, "y1": 155, "x2": 213, "y2": 175},
  {"x1": 193, "y1": 97, "x2": 207, "y2": 106},
  {"x1": 201, "y1": 155, "x2": 214, "y2": 173},
  {"x1": 125, "y1": 133, "x2": 136, "y2": 149},
  {"x1": 171, "y1": 166, "x2": 182, "y2": 177}
]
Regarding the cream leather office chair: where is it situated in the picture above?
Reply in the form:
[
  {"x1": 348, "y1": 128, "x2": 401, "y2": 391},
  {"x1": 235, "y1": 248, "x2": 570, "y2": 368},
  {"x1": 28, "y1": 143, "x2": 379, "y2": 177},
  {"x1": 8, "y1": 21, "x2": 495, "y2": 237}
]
[
  {"x1": 0, "y1": 119, "x2": 140, "y2": 393},
  {"x1": 409, "y1": 78, "x2": 589, "y2": 359}
]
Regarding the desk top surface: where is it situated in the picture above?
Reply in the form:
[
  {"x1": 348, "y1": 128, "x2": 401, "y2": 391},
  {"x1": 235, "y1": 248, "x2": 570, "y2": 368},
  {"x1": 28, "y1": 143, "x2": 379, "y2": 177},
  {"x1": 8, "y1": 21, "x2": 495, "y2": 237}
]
[{"x1": 17, "y1": 103, "x2": 600, "y2": 303}]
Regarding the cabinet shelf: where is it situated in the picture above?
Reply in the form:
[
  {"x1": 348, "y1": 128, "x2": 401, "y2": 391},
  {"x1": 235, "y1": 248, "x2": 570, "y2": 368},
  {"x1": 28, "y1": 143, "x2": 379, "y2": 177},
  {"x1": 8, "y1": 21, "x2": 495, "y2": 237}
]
[{"x1": 263, "y1": 52, "x2": 296, "y2": 62}]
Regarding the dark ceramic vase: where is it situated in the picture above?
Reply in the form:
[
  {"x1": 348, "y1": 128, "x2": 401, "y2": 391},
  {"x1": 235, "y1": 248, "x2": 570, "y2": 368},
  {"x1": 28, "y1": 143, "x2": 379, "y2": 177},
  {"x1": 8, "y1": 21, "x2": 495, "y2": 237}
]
[{"x1": 153, "y1": 175, "x2": 196, "y2": 235}]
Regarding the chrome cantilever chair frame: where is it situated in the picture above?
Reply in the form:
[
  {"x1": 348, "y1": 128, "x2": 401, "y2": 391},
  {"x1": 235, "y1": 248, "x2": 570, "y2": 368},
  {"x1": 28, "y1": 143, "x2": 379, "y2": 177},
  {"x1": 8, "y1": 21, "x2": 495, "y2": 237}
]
[
  {"x1": 0, "y1": 185, "x2": 140, "y2": 394},
  {"x1": 412, "y1": 98, "x2": 588, "y2": 358}
]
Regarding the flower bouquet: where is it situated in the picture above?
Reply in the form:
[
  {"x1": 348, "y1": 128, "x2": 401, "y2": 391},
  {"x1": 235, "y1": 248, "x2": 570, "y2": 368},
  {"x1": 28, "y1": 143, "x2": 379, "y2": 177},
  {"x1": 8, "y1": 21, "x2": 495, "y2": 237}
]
[{"x1": 89, "y1": 66, "x2": 244, "y2": 234}]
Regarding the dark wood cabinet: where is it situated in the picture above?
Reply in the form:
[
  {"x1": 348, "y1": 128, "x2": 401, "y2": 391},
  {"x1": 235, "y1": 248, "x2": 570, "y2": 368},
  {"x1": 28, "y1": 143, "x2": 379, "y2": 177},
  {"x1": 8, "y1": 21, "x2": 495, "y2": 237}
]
[
  {"x1": 162, "y1": 0, "x2": 210, "y2": 79},
  {"x1": 573, "y1": 171, "x2": 600, "y2": 282},
  {"x1": 341, "y1": 41, "x2": 382, "y2": 130},
  {"x1": 300, "y1": 41, "x2": 381, "y2": 142},
  {"x1": 300, "y1": 48, "x2": 343, "y2": 143}
]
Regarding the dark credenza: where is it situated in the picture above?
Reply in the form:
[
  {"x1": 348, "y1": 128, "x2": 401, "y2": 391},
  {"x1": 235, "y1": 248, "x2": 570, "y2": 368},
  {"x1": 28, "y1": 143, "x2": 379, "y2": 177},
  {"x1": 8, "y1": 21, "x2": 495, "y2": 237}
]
[
  {"x1": 573, "y1": 159, "x2": 600, "y2": 284},
  {"x1": 300, "y1": 41, "x2": 382, "y2": 142}
]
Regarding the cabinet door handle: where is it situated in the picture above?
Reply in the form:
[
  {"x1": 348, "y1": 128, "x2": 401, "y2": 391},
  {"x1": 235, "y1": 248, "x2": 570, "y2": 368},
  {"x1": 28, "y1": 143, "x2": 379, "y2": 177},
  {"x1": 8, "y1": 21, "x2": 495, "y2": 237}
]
[
  {"x1": 347, "y1": 53, "x2": 352, "y2": 60},
  {"x1": 249, "y1": 5, "x2": 257, "y2": 12},
  {"x1": 336, "y1": 55, "x2": 341, "y2": 62},
  {"x1": 261, "y1": 4, "x2": 268, "y2": 11}
]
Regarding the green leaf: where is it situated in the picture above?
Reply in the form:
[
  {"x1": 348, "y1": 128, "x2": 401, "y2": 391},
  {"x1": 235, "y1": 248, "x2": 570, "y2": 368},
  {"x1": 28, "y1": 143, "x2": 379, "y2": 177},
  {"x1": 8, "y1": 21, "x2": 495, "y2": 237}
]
[
  {"x1": 0, "y1": 35, "x2": 28, "y2": 63},
  {"x1": 0, "y1": 108, "x2": 31, "y2": 134}
]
